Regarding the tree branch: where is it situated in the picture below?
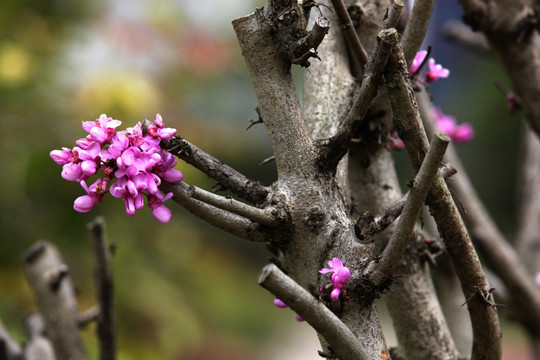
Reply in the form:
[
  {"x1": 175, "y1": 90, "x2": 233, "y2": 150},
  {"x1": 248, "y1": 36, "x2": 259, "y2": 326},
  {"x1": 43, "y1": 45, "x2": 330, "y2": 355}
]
[
  {"x1": 186, "y1": 184, "x2": 281, "y2": 227},
  {"x1": 0, "y1": 318, "x2": 22, "y2": 360},
  {"x1": 383, "y1": 0, "x2": 404, "y2": 30},
  {"x1": 354, "y1": 163, "x2": 457, "y2": 242},
  {"x1": 162, "y1": 181, "x2": 270, "y2": 242},
  {"x1": 320, "y1": 28, "x2": 399, "y2": 171},
  {"x1": 142, "y1": 120, "x2": 269, "y2": 206},
  {"x1": 23, "y1": 241, "x2": 89, "y2": 360},
  {"x1": 331, "y1": 0, "x2": 368, "y2": 66},
  {"x1": 401, "y1": 0, "x2": 434, "y2": 66},
  {"x1": 258, "y1": 264, "x2": 370, "y2": 360},
  {"x1": 23, "y1": 313, "x2": 55, "y2": 360},
  {"x1": 233, "y1": 3, "x2": 318, "y2": 179},
  {"x1": 384, "y1": 44, "x2": 501, "y2": 360},
  {"x1": 364, "y1": 133, "x2": 450, "y2": 287},
  {"x1": 417, "y1": 88, "x2": 540, "y2": 342},
  {"x1": 88, "y1": 217, "x2": 116, "y2": 360}
]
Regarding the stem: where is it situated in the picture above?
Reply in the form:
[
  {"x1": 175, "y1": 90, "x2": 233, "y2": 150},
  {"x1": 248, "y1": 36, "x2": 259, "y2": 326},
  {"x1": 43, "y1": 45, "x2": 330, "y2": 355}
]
[
  {"x1": 384, "y1": 44, "x2": 501, "y2": 360},
  {"x1": 331, "y1": 0, "x2": 368, "y2": 66},
  {"x1": 364, "y1": 133, "x2": 450, "y2": 286},
  {"x1": 258, "y1": 264, "x2": 370, "y2": 360},
  {"x1": 383, "y1": 0, "x2": 404, "y2": 30},
  {"x1": 186, "y1": 185, "x2": 280, "y2": 227},
  {"x1": 401, "y1": 0, "x2": 435, "y2": 66},
  {"x1": 88, "y1": 217, "x2": 116, "y2": 360}
]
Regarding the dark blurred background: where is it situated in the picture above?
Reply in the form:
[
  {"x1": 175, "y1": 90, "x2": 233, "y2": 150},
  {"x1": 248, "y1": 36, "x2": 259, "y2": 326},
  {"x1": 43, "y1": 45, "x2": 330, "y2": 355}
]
[{"x1": 0, "y1": 0, "x2": 530, "y2": 358}]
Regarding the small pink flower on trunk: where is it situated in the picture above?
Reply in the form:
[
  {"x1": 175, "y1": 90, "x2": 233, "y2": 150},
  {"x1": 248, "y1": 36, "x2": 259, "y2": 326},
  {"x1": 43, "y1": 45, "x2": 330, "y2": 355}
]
[
  {"x1": 320, "y1": 258, "x2": 351, "y2": 301},
  {"x1": 432, "y1": 107, "x2": 474, "y2": 143}
]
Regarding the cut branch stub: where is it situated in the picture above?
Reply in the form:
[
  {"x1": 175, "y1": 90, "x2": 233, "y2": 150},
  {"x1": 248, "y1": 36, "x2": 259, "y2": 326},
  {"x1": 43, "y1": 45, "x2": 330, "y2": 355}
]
[
  {"x1": 23, "y1": 241, "x2": 89, "y2": 360},
  {"x1": 292, "y1": 16, "x2": 329, "y2": 67}
]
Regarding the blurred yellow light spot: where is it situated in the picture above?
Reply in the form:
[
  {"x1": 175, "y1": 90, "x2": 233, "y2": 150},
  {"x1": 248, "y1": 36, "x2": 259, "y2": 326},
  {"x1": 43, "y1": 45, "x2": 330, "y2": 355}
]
[
  {"x1": 0, "y1": 43, "x2": 33, "y2": 86},
  {"x1": 74, "y1": 71, "x2": 161, "y2": 119}
]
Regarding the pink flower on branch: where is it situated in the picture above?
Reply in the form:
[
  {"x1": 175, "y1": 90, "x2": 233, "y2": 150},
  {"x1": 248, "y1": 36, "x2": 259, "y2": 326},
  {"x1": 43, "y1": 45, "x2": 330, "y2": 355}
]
[
  {"x1": 50, "y1": 113, "x2": 183, "y2": 223},
  {"x1": 432, "y1": 107, "x2": 475, "y2": 143},
  {"x1": 319, "y1": 257, "x2": 351, "y2": 301},
  {"x1": 409, "y1": 50, "x2": 449, "y2": 85}
]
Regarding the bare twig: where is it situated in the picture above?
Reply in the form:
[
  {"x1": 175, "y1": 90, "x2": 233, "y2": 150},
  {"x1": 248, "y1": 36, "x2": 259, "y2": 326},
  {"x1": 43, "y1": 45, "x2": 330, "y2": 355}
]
[
  {"x1": 78, "y1": 306, "x2": 100, "y2": 329},
  {"x1": 364, "y1": 133, "x2": 450, "y2": 286},
  {"x1": 162, "y1": 181, "x2": 270, "y2": 242},
  {"x1": 89, "y1": 217, "x2": 116, "y2": 360},
  {"x1": 142, "y1": 120, "x2": 269, "y2": 206},
  {"x1": 384, "y1": 44, "x2": 501, "y2": 360},
  {"x1": 186, "y1": 185, "x2": 280, "y2": 226},
  {"x1": 293, "y1": 16, "x2": 330, "y2": 67},
  {"x1": 23, "y1": 241, "x2": 89, "y2": 360},
  {"x1": 321, "y1": 28, "x2": 399, "y2": 171},
  {"x1": 331, "y1": 0, "x2": 368, "y2": 66},
  {"x1": 401, "y1": 0, "x2": 434, "y2": 66},
  {"x1": 442, "y1": 20, "x2": 490, "y2": 53},
  {"x1": 258, "y1": 264, "x2": 370, "y2": 360},
  {"x1": 354, "y1": 163, "x2": 457, "y2": 241},
  {"x1": 383, "y1": 0, "x2": 404, "y2": 30}
]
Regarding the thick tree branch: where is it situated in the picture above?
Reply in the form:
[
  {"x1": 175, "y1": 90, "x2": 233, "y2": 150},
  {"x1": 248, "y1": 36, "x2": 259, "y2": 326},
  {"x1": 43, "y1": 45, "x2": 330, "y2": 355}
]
[
  {"x1": 258, "y1": 263, "x2": 370, "y2": 360},
  {"x1": 186, "y1": 185, "x2": 281, "y2": 227},
  {"x1": 417, "y1": 89, "x2": 540, "y2": 340},
  {"x1": 23, "y1": 241, "x2": 89, "y2": 360},
  {"x1": 142, "y1": 120, "x2": 269, "y2": 206},
  {"x1": 233, "y1": 3, "x2": 318, "y2": 179},
  {"x1": 162, "y1": 181, "x2": 270, "y2": 242},
  {"x1": 364, "y1": 133, "x2": 449, "y2": 287},
  {"x1": 88, "y1": 217, "x2": 116, "y2": 360},
  {"x1": 401, "y1": 0, "x2": 434, "y2": 66},
  {"x1": 384, "y1": 45, "x2": 501, "y2": 360},
  {"x1": 320, "y1": 28, "x2": 398, "y2": 171}
]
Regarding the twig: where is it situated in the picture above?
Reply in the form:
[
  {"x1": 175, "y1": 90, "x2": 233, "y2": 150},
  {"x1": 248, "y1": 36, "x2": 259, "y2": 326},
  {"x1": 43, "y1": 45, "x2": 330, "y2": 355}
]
[
  {"x1": 142, "y1": 120, "x2": 269, "y2": 206},
  {"x1": 186, "y1": 185, "x2": 280, "y2": 226},
  {"x1": 162, "y1": 181, "x2": 270, "y2": 242},
  {"x1": 384, "y1": 44, "x2": 502, "y2": 360},
  {"x1": 355, "y1": 163, "x2": 457, "y2": 242},
  {"x1": 321, "y1": 28, "x2": 399, "y2": 171},
  {"x1": 88, "y1": 217, "x2": 116, "y2": 360},
  {"x1": 364, "y1": 133, "x2": 450, "y2": 287},
  {"x1": 258, "y1": 264, "x2": 370, "y2": 360},
  {"x1": 330, "y1": 0, "x2": 368, "y2": 66},
  {"x1": 78, "y1": 306, "x2": 100, "y2": 329},
  {"x1": 0, "y1": 318, "x2": 22, "y2": 359},
  {"x1": 292, "y1": 16, "x2": 330, "y2": 67},
  {"x1": 442, "y1": 20, "x2": 490, "y2": 53},
  {"x1": 23, "y1": 241, "x2": 89, "y2": 360},
  {"x1": 383, "y1": 0, "x2": 404, "y2": 30},
  {"x1": 401, "y1": 0, "x2": 434, "y2": 66},
  {"x1": 23, "y1": 313, "x2": 55, "y2": 360}
]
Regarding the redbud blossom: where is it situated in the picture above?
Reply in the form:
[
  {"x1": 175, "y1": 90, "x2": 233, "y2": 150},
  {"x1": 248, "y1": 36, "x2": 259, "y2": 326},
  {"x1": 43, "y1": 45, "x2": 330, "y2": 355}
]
[
  {"x1": 51, "y1": 113, "x2": 183, "y2": 223},
  {"x1": 273, "y1": 298, "x2": 304, "y2": 322},
  {"x1": 319, "y1": 258, "x2": 351, "y2": 301},
  {"x1": 410, "y1": 50, "x2": 449, "y2": 84},
  {"x1": 432, "y1": 107, "x2": 474, "y2": 143}
]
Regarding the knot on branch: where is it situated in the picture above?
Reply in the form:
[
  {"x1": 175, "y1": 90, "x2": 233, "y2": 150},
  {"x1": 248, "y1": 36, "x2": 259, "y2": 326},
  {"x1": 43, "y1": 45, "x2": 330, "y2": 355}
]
[{"x1": 352, "y1": 266, "x2": 396, "y2": 305}]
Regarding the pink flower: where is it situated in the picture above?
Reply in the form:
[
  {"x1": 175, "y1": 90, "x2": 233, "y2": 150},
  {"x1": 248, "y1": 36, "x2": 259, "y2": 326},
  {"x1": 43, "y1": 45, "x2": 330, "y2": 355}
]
[
  {"x1": 320, "y1": 258, "x2": 351, "y2": 301},
  {"x1": 424, "y1": 58, "x2": 450, "y2": 83},
  {"x1": 432, "y1": 107, "x2": 474, "y2": 143},
  {"x1": 388, "y1": 131, "x2": 405, "y2": 151},
  {"x1": 410, "y1": 50, "x2": 427, "y2": 74},
  {"x1": 272, "y1": 298, "x2": 304, "y2": 322},
  {"x1": 52, "y1": 113, "x2": 183, "y2": 223}
]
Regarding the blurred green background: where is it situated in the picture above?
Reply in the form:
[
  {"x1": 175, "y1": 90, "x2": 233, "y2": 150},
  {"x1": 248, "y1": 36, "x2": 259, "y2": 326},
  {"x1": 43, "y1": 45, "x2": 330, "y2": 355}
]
[{"x1": 0, "y1": 0, "x2": 531, "y2": 359}]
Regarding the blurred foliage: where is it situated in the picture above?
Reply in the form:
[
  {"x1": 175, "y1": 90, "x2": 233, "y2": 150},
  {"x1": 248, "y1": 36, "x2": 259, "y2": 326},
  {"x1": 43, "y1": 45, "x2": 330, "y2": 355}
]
[{"x1": 0, "y1": 0, "x2": 531, "y2": 359}]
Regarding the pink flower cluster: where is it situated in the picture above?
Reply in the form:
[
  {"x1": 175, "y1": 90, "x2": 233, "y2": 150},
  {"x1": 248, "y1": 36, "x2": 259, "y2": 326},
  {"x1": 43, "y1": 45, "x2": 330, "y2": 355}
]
[
  {"x1": 50, "y1": 114, "x2": 183, "y2": 223},
  {"x1": 410, "y1": 50, "x2": 449, "y2": 84},
  {"x1": 319, "y1": 258, "x2": 351, "y2": 301},
  {"x1": 273, "y1": 298, "x2": 304, "y2": 322},
  {"x1": 432, "y1": 107, "x2": 475, "y2": 143}
]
